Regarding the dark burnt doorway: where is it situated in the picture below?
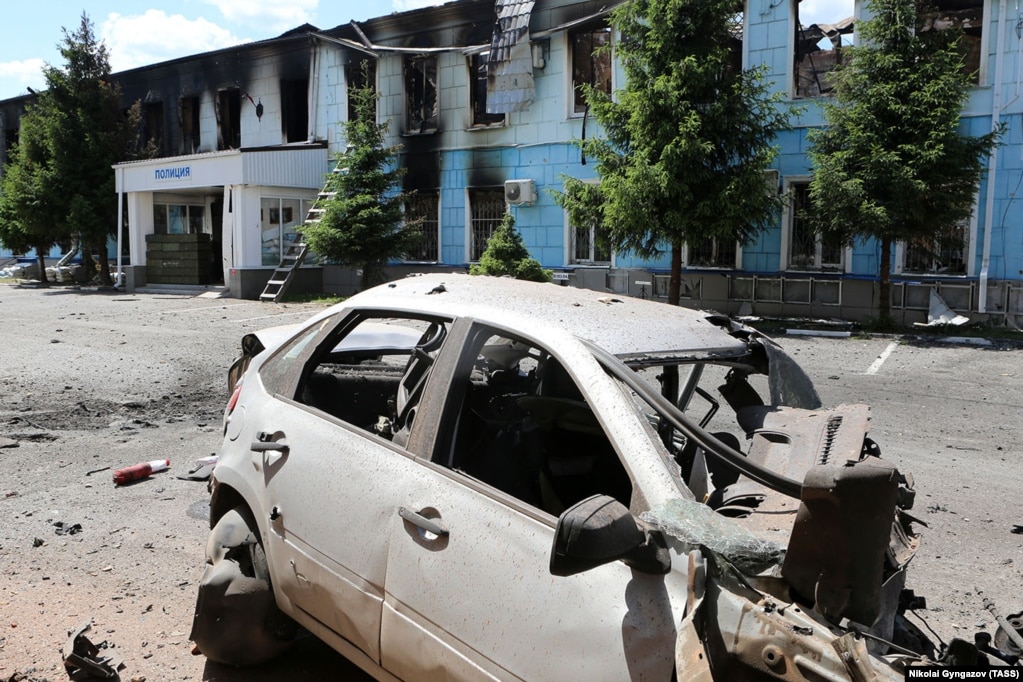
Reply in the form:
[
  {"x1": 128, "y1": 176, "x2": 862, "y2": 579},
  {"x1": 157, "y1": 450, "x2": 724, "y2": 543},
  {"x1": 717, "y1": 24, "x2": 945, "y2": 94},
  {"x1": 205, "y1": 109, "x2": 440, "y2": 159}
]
[{"x1": 210, "y1": 198, "x2": 224, "y2": 284}]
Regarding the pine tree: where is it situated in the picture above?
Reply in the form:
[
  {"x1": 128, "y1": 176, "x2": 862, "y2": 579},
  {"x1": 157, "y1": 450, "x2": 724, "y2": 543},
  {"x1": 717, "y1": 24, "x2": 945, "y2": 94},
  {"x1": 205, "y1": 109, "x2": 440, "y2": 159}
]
[
  {"x1": 469, "y1": 211, "x2": 552, "y2": 282},
  {"x1": 0, "y1": 13, "x2": 144, "y2": 286},
  {"x1": 806, "y1": 0, "x2": 1000, "y2": 324},
  {"x1": 302, "y1": 76, "x2": 420, "y2": 291},
  {"x1": 554, "y1": 0, "x2": 790, "y2": 305}
]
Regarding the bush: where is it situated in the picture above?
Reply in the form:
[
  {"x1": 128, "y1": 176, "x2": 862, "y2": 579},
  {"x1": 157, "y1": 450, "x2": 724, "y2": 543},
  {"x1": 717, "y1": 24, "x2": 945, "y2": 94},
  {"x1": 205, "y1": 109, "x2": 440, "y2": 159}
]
[{"x1": 469, "y1": 212, "x2": 552, "y2": 283}]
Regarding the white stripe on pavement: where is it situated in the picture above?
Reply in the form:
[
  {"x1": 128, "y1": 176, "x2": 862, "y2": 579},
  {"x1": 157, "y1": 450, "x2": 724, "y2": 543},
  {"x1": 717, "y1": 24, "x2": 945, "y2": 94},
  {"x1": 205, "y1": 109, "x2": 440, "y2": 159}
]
[{"x1": 865, "y1": 341, "x2": 898, "y2": 375}]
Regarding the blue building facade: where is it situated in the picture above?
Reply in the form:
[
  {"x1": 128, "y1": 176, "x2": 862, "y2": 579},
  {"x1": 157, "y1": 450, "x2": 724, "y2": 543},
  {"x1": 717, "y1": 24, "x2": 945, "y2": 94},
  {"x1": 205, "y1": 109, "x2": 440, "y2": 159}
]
[{"x1": 1, "y1": 0, "x2": 1020, "y2": 322}]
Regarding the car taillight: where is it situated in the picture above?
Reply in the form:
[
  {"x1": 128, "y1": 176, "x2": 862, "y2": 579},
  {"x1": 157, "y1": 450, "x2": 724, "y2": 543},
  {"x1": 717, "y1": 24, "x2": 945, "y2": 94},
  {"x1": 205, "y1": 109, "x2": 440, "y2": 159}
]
[{"x1": 226, "y1": 384, "x2": 243, "y2": 416}]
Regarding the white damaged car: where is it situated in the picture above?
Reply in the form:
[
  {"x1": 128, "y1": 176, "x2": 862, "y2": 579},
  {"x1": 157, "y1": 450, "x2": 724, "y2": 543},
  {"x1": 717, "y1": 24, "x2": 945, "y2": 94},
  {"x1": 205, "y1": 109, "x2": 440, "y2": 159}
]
[{"x1": 190, "y1": 273, "x2": 1018, "y2": 679}]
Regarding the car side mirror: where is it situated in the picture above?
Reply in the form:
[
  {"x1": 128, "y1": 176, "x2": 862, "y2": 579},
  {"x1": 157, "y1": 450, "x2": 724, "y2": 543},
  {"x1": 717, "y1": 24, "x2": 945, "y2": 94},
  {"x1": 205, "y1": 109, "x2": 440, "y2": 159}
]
[{"x1": 550, "y1": 494, "x2": 671, "y2": 577}]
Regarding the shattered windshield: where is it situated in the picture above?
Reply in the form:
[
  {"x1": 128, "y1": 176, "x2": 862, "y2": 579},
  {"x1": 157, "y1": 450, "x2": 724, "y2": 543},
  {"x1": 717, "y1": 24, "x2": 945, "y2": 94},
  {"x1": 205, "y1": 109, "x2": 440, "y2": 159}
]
[{"x1": 640, "y1": 498, "x2": 785, "y2": 575}]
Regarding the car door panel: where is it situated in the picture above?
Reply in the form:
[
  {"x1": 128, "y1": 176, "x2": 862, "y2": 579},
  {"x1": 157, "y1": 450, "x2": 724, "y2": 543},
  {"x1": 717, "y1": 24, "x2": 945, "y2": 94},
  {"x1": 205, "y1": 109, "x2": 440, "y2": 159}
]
[
  {"x1": 258, "y1": 396, "x2": 423, "y2": 664},
  {"x1": 381, "y1": 463, "x2": 685, "y2": 681}
]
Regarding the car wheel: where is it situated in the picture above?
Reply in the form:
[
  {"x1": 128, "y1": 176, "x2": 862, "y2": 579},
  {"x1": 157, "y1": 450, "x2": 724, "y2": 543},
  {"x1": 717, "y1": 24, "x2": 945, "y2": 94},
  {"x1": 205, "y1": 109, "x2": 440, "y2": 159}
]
[{"x1": 189, "y1": 505, "x2": 297, "y2": 665}]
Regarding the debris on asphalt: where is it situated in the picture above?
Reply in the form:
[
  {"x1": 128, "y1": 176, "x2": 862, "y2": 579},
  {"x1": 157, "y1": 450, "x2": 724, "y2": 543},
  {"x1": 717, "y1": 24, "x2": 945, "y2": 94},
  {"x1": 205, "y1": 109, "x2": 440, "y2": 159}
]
[
  {"x1": 175, "y1": 455, "x2": 217, "y2": 481},
  {"x1": 62, "y1": 619, "x2": 124, "y2": 680},
  {"x1": 916, "y1": 289, "x2": 970, "y2": 327},
  {"x1": 54, "y1": 522, "x2": 83, "y2": 536},
  {"x1": 112, "y1": 459, "x2": 170, "y2": 486}
]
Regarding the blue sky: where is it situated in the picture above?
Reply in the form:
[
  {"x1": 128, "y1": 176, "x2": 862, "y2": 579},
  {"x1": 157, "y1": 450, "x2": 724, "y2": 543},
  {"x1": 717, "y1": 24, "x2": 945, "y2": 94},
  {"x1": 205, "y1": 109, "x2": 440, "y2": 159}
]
[
  {"x1": 0, "y1": 0, "x2": 446, "y2": 101},
  {"x1": 0, "y1": 0, "x2": 852, "y2": 102}
]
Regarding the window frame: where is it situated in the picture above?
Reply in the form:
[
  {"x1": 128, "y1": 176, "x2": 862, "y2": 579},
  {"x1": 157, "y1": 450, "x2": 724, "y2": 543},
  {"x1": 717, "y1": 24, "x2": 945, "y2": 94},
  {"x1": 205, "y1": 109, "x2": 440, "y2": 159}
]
[
  {"x1": 467, "y1": 187, "x2": 507, "y2": 262},
  {"x1": 403, "y1": 191, "x2": 441, "y2": 263},
  {"x1": 896, "y1": 213, "x2": 974, "y2": 277},
  {"x1": 780, "y1": 177, "x2": 847, "y2": 272},
  {"x1": 684, "y1": 237, "x2": 741, "y2": 270},
  {"x1": 404, "y1": 54, "x2": 440, "y2": 135},
  {"x1": 567, "y1": 23, "x2": 613, "y2": 118},
  {"x1": 468, "y1": 51, "x2": 507, "y2": 129}
]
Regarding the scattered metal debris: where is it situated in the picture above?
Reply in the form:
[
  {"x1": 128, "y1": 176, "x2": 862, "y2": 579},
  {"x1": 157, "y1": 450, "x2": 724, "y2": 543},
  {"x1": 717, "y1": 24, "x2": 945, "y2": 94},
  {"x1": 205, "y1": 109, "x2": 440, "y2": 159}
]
[
  {"x1": 54, "y1": 522, "x2": 83, "y2": 536},
  {"x1": 62, "y1": 619, "x2": 123, "y2": 680},
  {"x1": 917, "y1": 289, "x2": 970, "y2": 327},
  {"x1": 175, "y1": 456, "x2": 217, "y2": 481}
]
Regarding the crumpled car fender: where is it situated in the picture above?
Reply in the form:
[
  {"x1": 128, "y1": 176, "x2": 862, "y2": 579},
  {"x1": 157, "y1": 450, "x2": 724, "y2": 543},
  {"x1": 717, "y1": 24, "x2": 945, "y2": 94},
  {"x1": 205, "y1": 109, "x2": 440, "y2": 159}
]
[
  {"x1": 680, "y1": 549, "x2": 906, "y2": 682},
  {"x1": 189, "y1": 506, "x2": 296, "y2": 666}
]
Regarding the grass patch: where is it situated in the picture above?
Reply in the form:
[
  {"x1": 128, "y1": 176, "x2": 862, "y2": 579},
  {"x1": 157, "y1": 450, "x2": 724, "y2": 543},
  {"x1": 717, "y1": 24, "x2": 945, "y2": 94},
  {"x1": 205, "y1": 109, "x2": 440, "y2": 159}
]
[{"x1": 280, "y1": 292, "x2": 346, "y2": 305}]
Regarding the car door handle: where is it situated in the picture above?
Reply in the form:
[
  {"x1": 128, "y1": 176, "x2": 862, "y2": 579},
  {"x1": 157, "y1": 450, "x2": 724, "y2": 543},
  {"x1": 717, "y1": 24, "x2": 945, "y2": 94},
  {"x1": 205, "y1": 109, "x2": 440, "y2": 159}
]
[
  {"x1": 250, "y1": 441, "x2": 289, "y2": 453},
  {"x1": 398, "y1": 506, "x2": 449, "y2": 537}
]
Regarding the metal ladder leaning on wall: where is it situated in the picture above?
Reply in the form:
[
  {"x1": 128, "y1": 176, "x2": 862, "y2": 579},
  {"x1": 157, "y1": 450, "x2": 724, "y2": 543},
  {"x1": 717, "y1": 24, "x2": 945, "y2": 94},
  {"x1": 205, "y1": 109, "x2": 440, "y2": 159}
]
[{"x1": 258, "y1": 166, "x2": 339, "y2": 302}]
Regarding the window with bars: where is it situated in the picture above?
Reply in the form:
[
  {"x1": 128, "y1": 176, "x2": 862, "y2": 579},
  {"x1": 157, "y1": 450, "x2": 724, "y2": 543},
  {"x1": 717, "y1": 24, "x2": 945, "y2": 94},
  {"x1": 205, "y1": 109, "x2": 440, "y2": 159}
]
[
  {"x1": 469, "y1": 188, "x2": 506, "y2": 262},
  {"x1": 571, "y1": 221, "x2": 611, "y2": 265},
  {"x1": 903, "y1": 221, "x2": 969, "y2": 275},
  {"x1": 405, "y1": 55, "x2": 439, "y2": 134},
  {"x1": 404, "y1": 192, "x2": 440, "y2": 263},
  {"x1": 687, "y1": 238, "x2": 737, "y2": 268},
  {"x1": 788, "y1": 182, "x2": 843, "y2": 270}
]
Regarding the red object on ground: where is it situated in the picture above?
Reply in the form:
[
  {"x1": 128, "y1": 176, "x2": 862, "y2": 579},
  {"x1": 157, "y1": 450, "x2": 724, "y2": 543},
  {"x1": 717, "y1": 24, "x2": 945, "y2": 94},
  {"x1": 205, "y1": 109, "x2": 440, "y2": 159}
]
[{"x1": 113, "y1": 459, "x2": 170, "y2": 485}]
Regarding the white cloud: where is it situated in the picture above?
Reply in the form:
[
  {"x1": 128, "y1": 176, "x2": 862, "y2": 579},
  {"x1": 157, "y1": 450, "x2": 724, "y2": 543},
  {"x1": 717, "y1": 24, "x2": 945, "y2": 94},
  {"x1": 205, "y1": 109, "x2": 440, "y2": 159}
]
[
  {"x1": 100, "y1": 11, "x2": 250, "y2": 72},
  {"x1": 201, "y1": 0, "x2": 319, "y2": 31},
  {"x1": 0, "y1": 58, "x2": 46, "y2": 94},
  {"x1": 390, "y1": 0, "x2": 447, "y2": 13}
]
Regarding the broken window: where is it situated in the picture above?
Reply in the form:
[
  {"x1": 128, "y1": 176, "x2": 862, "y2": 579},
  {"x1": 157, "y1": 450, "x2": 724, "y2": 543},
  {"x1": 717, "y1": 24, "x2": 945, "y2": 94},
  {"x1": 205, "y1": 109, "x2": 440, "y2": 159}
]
[
  {"x1": 179, "y1": 96, "x2": 200, "y2": 155},
  {"x1": 405, "y1": 55, "x2": 439, "y2": 134},
  {"x1": 345, "y1": 59, "x2": 377, "y2": 122},
  {"x1": 440, "y1": 328, "x2": 632, "y2": 515},
  {"x1": 469, "y1": 188, "x2": 506, "y2": 261},
  {"x1": 794, "y1": 0, "x2": 854, "y2": 98},
  {"x1": 469, "y1": 52, "x2": 506, "y2": 128},
  {"x1": 281, "y1": 78, "x2": 309, "y2": 143},
  {"x1": 271, "y1": 314, "x2": 450, "y2": 446},
  {"x1": 404, "y1": 192, "x2": 440, "y2": 262},
  {"x1": 918, "y1": 0, "x2": 983, "y2": 83},
  {"x1": 216, "y1": 89, "x2": 241, "y2": 150},
  {"x1": 902, "y1": 219, "x2": 969, "y2": 275},
  {"x1": 570, "y1": 218, "x2": 611, "y2": 265},
  {"x1": 570, "y1": 25, "x2": 612, "y2": 115},
  {"x1": 687, "y1": 237, "x2": 737, "y2": 268},
  {"x1": 787, "y1": 181, "x2": 843, "y2": 270},
  {"x1": 144, "y1": 101, "x2": 164, "y2": 156}
]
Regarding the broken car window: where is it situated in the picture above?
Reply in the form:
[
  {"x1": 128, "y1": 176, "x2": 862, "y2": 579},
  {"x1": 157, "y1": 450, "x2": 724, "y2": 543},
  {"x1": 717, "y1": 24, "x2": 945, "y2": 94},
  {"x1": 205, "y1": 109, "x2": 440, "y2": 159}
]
[
  {"x1": 269, "y1": 315, "x2": 449, "y2": 445},
  {"x1": 442, "y1": 329, "x2": 632, "y2": 516}
]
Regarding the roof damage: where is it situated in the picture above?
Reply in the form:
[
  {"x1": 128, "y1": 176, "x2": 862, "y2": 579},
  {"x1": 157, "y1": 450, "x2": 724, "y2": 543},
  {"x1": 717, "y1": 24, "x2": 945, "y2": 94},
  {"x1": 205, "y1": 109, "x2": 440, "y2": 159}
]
[{"x1": 486, "y1": 0, "x2": 537, "y2": 113}]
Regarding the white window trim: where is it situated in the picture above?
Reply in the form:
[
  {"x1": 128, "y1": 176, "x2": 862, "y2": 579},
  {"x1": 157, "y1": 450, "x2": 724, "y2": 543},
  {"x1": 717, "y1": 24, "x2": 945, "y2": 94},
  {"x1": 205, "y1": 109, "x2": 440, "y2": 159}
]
[
  {"x1": 563, "y1": 178, "x2": 615, "y2": 267},
  {"x1": 564, "y1": 26, "x2": 616, "y2": 120},
  {"x1": 780, "y1": 175, "x2": 852, "y2": 273},
  {"x1": 788, "y1": 0, "x2": 860, "y2": 100},
  {"x1": 894, "y1": 204, "x2": 977, "y2": 278}
]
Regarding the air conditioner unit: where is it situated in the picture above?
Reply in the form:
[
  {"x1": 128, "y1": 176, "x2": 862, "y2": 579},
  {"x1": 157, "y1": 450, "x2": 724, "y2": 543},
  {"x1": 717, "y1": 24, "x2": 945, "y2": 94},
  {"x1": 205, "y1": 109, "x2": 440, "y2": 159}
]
[{"x1": 505, "y1": 179, "x2": 536, "y2": 205}]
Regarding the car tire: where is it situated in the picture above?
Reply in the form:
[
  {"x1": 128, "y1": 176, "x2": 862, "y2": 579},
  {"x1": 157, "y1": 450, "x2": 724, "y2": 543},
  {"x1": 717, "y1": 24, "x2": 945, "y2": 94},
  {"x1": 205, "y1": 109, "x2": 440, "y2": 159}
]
[{"x1": 189, "y1": 505, "x2": 298, "y2": 666}]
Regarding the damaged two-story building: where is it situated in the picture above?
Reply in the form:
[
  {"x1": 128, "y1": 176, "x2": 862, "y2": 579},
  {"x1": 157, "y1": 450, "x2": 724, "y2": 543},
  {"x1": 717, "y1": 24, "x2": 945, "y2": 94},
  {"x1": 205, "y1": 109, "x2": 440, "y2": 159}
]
[{"x1": 0, "y1": 0, "x2": 1020, "y2": 323}]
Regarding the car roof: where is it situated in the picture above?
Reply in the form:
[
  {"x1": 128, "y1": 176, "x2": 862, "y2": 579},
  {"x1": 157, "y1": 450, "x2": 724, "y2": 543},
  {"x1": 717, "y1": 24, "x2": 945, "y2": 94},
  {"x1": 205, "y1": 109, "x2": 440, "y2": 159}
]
[{"x1": 337, "y1": 274, "x2": 748, "y2": 361}]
